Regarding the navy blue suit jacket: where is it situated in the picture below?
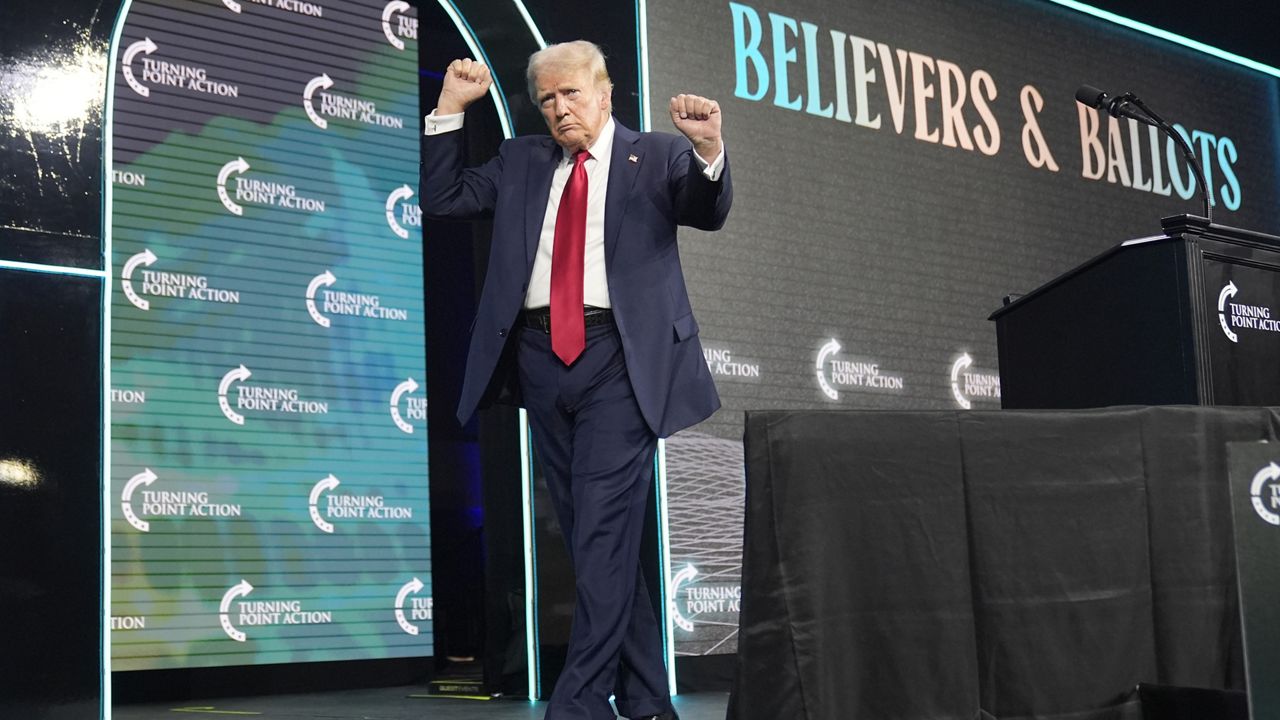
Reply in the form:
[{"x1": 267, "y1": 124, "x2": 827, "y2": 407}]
[{"x1": 421, "y1": 120, "x2": 732, "y2": 437}]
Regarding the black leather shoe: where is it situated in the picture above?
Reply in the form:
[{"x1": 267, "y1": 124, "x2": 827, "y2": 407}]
[{"x1": 633, "y1": 713, "x2": 678, "y2": 720}]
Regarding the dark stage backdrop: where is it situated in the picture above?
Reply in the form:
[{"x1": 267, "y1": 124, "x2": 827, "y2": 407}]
[{"x1": 645, "y1": 0, "x2": 1280, "y2": 656}]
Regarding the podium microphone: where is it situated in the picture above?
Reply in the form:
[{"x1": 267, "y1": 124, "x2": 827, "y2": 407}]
[
  {"x1": 1074, "y1": 85, "x2": 1158, "y2": 127},
  {"x1": 1075, "y1": 83, "x2": 1213, "y2": 221}
]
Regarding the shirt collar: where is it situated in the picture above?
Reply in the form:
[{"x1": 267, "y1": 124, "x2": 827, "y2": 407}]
[{"x1": 563, "y1": 115, "x2": 615, "y2": 163}]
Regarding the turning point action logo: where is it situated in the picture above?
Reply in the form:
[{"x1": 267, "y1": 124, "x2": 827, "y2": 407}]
[
  {"x1": 670, "y1": 565, "x2": 741, "y2": 634},
  {"x1": 306, "y1": 270, "x2": 409, "y2": 328},
  {"x1": 386, "y1": 185, "x2": 421, "y2": 239},
  {"x1": 391, "y1": 377, "x2": 426, "y2": 434},
  {"x1": 303, "y1": 74, "x2": 405, "y2": 130},
  {"x1": 217, "y1": 157, "x2": 326, "y2": 216},
  {"x1": 218, "y1": 365, "x2": 329, "y2": 425},
  {"x1": 1250, "y1": 462, "x2": 1280, "y2": 526},
  {"x1": 120, "y1": 468, "x2": 157, "y2": 532},
  {"x1": 703, "y1": 345, "x2": 761, "y2": 379},
  {"x1": 121, "y1": 469, "x2": 242, "y2": 532},
  {"x1": 222, "y1": 0, "x2": 323, "y2": 17},
  {"x1": 112, "y1": 387, "x2": 147, "y2": 406},
  {"x1": 395, "y1": 577, "x2": 432, "y2": 635},
  {"x1": 382, "y1": 1, "x2": 417, "y2": 50},
  {"x1": 308, "y1": 473, "x2": 413, "y2": 533},
  {"x1": 815, "y1": 338, "x2": 904, "y2": 400},
  {"x1": 670, "y1": 565, "x2": 698, "y2": 632},
  {"x1": 122, "y1": 249, "x2": 240, "y2": 310},
  {"x1": 113, "y1": 168, "x2": 146, "y2": 187},
  {"x1": 219, "y1": 580, "x2": 333, "y2": 643},
  {"x1": 306, "y1": 271, "x2": 337, "y2": 327},
  {"x1": 122, "y1": 38, "x2": 239, "y2": 99},
  {"x1": 1218, "y1": 281, "x2": 1280, "y2": 343},
  {"x1": 949, "y1": 353, "x2": 1001, "y2": 409}
]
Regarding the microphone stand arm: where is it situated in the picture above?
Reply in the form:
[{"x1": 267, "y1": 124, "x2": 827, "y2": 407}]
[{"x1": 1125, "y1": 94, "x2": 1214, "y2": 222}]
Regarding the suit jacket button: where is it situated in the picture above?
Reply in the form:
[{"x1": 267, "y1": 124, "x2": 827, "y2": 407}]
[{"x1": 498, "y1": 328, "x2": 507, "y2": 337}]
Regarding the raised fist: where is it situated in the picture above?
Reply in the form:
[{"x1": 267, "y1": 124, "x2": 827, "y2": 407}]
[
  {"x1": 438, "y1": 58, "x2": 492, "y2": 115},
  {"x1": 669, "y1": 93, "x2": 722, "y2": 163}
]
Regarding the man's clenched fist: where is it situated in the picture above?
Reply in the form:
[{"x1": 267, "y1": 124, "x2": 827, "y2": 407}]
[
  {"x1": 669, "y1": 93, "x2": 722, "y2": 164},
  {"x1": 437, "y1": 58, "x2": 492, "y2": 115}
]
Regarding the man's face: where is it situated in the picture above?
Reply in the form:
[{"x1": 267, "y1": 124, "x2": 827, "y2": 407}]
[{"x1": 534, "y1": 65, "x2": 610, "y2": 153}]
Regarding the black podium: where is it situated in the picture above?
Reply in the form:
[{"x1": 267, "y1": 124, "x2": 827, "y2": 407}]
[{"x1": 991, "y1": 215, "x2": 1280, "y2": 409}]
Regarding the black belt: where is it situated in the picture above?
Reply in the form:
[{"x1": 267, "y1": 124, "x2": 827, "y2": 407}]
[{"x1": 522, "y1": 306, "x2": 613, "y2": 334}]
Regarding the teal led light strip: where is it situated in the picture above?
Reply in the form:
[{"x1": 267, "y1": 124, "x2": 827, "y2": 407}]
[
  {"x1": 432, "y1": 5, "x2": 527, "y2": 690},
  {"x1": 635, "y1": 0, "x2": 674, "y2": 693},
  {"x1": 655, "y1": 438, "x2": 676, "y2": 694},
  {"x1": 439, "y1": 0, "x2": 514, "y2": 139},
  {"x1": 504, "y1": 1, "x2": 547, "y2": 700},
  {"x1": 511, "y1": 0, "x2": 547, "y2": 49},
  {"x1": 518, "y1": 408, "x2": 540, "y2": 700},
  {"x1": 636, "y1": 0, "x2": 652, "y2": 131},
  {"x1": 633, "y1": 0, "x2": 677, "y2": 694},
  {"x1": 1045, "y1": 0, "x2": 1280, "y2": 78},
  {"x1": 0, "y1": 260, "x2": 107, "y2": 278},
  {"x1": 101, "y1": 0, "x2": 134, "y2": 716},
  {"x1": 437, "y1": 0, "x2": 534, "y2": 692}
]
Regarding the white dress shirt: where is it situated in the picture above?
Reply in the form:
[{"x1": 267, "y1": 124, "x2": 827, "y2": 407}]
[{"x1": 424, "y1": 111, "x2": 724, "y2": 309}]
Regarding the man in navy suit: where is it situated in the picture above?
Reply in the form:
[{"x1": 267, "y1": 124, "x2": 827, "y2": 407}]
[{"x1": 421, "y1": 40, "x2": 731, "y2": 720}]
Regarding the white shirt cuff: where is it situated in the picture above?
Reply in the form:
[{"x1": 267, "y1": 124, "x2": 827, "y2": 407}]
[
  {"x1": 693, "y1": 146, "x2": 725, "y2": 181},
  {"x1": 424, "y1": 110, "x2": 465, "y2": 136}
]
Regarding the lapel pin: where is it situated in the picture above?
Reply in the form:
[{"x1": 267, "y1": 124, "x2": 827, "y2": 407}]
[{"x1": 628, "y1": 154, "x2": 638, "y2": 163}]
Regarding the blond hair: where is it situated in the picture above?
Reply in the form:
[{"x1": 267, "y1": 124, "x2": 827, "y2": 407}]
[{"x1": 526, "y1": 40, "x2": 612, "y2": 107}]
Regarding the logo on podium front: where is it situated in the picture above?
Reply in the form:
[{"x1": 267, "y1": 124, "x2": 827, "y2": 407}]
[
  {"x1": 1250, "y1": 462, "x2": 1280, "y2": 526},
  {"x1": 1218, "y1": 281, "x2": 1280, "y2": 344}
]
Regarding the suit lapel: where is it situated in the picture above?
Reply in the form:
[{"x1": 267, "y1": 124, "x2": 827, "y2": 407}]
[
  {"x1": 525, "y1": 138, "x2": 560, "y2": 269},
  {"x1": 605, "y1": 122, "x2": 642, "y2": 267}
]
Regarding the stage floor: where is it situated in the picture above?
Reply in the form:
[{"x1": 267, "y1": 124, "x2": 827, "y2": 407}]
[{"x1": 114, "y1": 688, "x2": 730, "y2": 719}]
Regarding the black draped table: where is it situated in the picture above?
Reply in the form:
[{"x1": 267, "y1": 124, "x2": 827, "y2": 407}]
[{"x1": 728, "y1": 406, "x2": 1280, "y2": 720}]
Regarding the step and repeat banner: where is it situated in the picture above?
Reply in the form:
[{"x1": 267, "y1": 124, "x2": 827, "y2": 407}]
[
  {"x1": 647, "y1": 0, "x2": 1280, "y2": 656},
  {"x1": 109, "y1": 0, "x2": 428, "y2": 669}
]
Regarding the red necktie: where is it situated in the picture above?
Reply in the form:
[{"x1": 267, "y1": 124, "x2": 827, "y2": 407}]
[{"x1": 550, "y1": 150, "x2": 589, "y2": 365}]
